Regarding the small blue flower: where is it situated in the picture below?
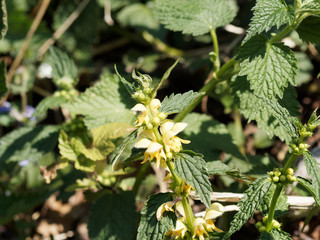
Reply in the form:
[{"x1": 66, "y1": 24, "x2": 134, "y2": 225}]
[
  {"x1": 0, "y1": 102, "x2": 12, "y2": 114},
  {"x1": 19, "y1": 159, "x2": 31, "y2": 167}
]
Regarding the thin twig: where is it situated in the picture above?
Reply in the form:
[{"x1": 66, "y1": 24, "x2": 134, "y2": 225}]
[
  {"x1": 37, "y1": 0, "x2": 90, "y2": 59},
  {"x1": 0, "y1": 0, "x2": 51, "y2": 106}
]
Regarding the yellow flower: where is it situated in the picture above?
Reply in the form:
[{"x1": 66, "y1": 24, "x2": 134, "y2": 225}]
[
  {"x1": 160, "y1": 121, "x2": 190, "y2": 153},
  {"x1": 131, "y1": 103, "x2": 149, "y2": 126},
  {"x1": 134, "y1": 130, "x2": 166, "y2": 168},
  {"x1": 156, "y1": 201, "x2": 175, "y2": 220},
  {"x1": 166, "y1": 218, "x2": 188, "y2": 239},
  {"x1": 149, "y1": 98, "x2": 161, "y2": 115},
  {"x1": 193, "y1": 218, "x2": 208, "y2": 240}
]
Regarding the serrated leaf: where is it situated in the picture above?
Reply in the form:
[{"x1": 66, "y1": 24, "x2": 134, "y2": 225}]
[
  {"x1": 154, "y1": 0, "x2": 238, "y2": 36},
  {"x1": 232, "y1": 76, "x2": 299, "y2": 143},
  {"x1": 297, "y1": 176, "x2": 320, "y2": 205},
  {"x1": 175, "y1": 151, "x2": 212, "y2": 207},
  {"x1": 137, "y1": 193, "x2": 176, "y2": 240},
  {"x1": 182, "y1": 113, "x2": 244, "y2": 159},
  {"x1": 244, "y1": 0, "x2": 294, "y2": 42},
  {"x1": 207, "y1": 161, "x2": 251, "y2": 182},
  {"x1": 117, "y1": 3, "x2": 160, "y2": 32},
  {"x1": 237, "y1": 35, "x2": 298, "y2": 99},
  {"x1": 302, "y1": 151, "x2": 320, "y2": 205},
  {"x1": 301, "y1": 0, "x2": 320, "y2": 15},
  {"x1": 47, "y1": 47, "x2": 78, "y2": 89},
  {"x1": 111, "y1": 128, "x2": 141, "y2": 170},
  {"x1": 63, "y1": 70, "x2": 135, "y2": 129},
  {"x1": 0, "y1": 0, "x2": 7, "y2": 39},
  {"x1": 33, "y1": 95, "x2": 68, "y2": 117},
  {"x1": 268, "y1": 229, "x2": 292, "y2": 240},
  {"x1": 88, "y1": 191, "x2": 138, "y2": 240},
  {"x1": 0, "y1": 125, "x2": 60, "y2": 166},
  {"x1": 296, "y1": 16, "x2": 320, "y2": 44},
  {"x1": 159, "y1": 91, "x2": 203, "y2": 115},
  {"x1": 259, "y1": 185, "x2": 289, "y2": 218},
  {"x1": 0, "y1": 61, "x2": 7, "y2": 98},
  {"x1": 223, "y1": 177, "x2": 272, "y2": 239}
]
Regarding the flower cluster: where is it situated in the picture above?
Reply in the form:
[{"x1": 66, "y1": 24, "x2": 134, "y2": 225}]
[
  {"x1": 132, "y1": 98, "x2": 189, "y2": 168},
  {"x1": 255, "y1": 216, "x2": 281, "y2": 233},
  {"x1": 267, "y1": 168, "x2": 297, "y2": 185},
  {"x1": 163, "y1": 202, "x2": 224, "y2": 240}
]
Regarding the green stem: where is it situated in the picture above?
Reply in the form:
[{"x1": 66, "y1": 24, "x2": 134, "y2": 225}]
[
  {"x1": 266, "y1": 184, "x2": 283, "y2": 231},
  {"x1": 132, "y1": 162, "x2": 150, "y2": 196},
  {"x1": 266, "y1": 153, "x2": 297, "y2": 231},
  {"x1": 182, "y1": 195, "x2": 195, "y2": 235},
  {"x1": 174, "y1": 57, "x2": 236, "y2": 122},
  {"x1": 210, "y1": 29, "x2": 220, "y2": 71},
  {"x1": 166, "y1": 159, "x2": 180, "y2": 185},
  {"x1": 269, "y1": 25, "x2": 295, "y2": 43}
]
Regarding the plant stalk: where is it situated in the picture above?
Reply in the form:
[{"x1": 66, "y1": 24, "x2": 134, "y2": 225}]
[
  {"x1": 266, "y1": 184, "x2": 283, "y2": 231},
  {"x1": 210, "y1": 29, "x2": 220, "y2": 71},
  {"x1": 182, "y1": 195, "x2": 195, "y2": 235}
]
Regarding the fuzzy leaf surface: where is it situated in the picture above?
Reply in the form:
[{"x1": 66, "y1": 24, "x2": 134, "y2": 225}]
[
  {"x1": 297, "y1": 176, "x2": 320, "y2": 205},
  {"x1": 159, "y1": 91, "x2": 203, "y2": 115},
  {"x1": 175, "y1": 151, "x2": 212, "y2": 207},
  {"x1": 63, "y1": 70, "x2": 135, "y2": 129},
  {"x1": 182, "y1": 113, "x2": 243, "y2": 160},
  {"x1": 296, "y1": 16, "x2": 320, "y2": 44},
  {"x1": 237, "y1": 35, "x2": 297, "y2": 99},
  {"x1": 260, "y1": 229, "x2": 292, "y2": 240},
  {"x1": 301, "y1": 0, "x2": 320, "y2": 15},
  {"x1": 88, "y1": 191, "x2": 137, "y2": 240},
  {"x1": 223, "y1": 177, "x2": 272, "y2": 239},
  {"x1": 33, "y1": 95, "x2": 68, "y2": 117},
  {"x1": 0, "y1": 125, "x2": 60, "y2": 166},
  {"x1": 303, "y1": 151, "x2": 320, "y2": 205},
  {"x1": 154, "y1": 0, "x2": 238, "y2": 36},
  {"x1": 232, "y1": 76, "x2": 299, "y2": 143},
  {"x1": 137, "y1": 193, "x2": 176, "y2": 240},
  {"x1": 244, "y1": 0, "x2": 294, "y2": 42}
]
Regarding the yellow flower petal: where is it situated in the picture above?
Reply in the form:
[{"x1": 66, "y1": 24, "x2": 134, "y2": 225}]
[
  {"x1": 204, "y1": 203, "x2": 224, "y2": 220},
  {"x1": 171, "y1": 122, "x2": 188, "y2": 135},
  {"x1": 156, "y1": 201, "x2": 175, "y2": 220},
  {"x1": 175, "y1": 201, "x2": 185, "y2": 217},
  {"x1": 149, "y1": 99, "x2": 161, "y2": 114},
  {"x1": 131, "y1": 103, "x2": 147, "y2": 112},
  {"x1": 160, "y1": 121, "x2": 174, "y2": 135},
  {"x1": 134, "y1": 138, "x2": 152, "y2": 148},
  {"x1": 146, "y1": 142, "x2": 163, "y2": 153}
]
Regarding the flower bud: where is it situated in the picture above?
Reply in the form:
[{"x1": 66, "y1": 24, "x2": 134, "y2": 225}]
[
  {"x1": 262, "y1": 216, "x2": 268, "y2": 223},
  {"x1": 274, "y1": 171, "x2": 281, "y2": 177},
  {"x1": 152, "y1": 116, "x2": 161, "y2": 125},
  {"x1": 146, "y1": 123, "x2": 153, "y2": 130},
  {"x1": 158, "y1": 112, "x2": 167, "y2": 120},
  {"x1": 280, "y1": 175, "x2": 287, "y2": 182},
  {"x1": 255, "y1": 222, "x2": 262, "y2": 228},
  {"x1": 272, "y1": 220, "x2": 281, "y2": 229},
  {"x1": 286, "y1": 168, "x2": 294, "y2": 175},
  {"x1": 273, "y1": 176, "x2": 279, "y2": 182},
  {"x1": 166, "y1": 152, "x2": 173, "y2": 159},
  {"x1": 258, "y1": 226, "x2": 266, "y2": 232}
]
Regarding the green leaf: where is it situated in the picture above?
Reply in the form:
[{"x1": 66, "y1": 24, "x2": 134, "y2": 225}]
[
  {"x1": 296, "y1": 16, "x2": 320, "y2": 45},
  {"x1": 111, "y1": 128, "x2": 141, "y2": 170},
  {"x1": 182, "y1": 113, "x2": 244, "y2": 159},
  {"x1": 154, "y1": 0, "x2": 238, "y2": 36},
  {"x1": 137, "y1": 193, "x2": 176, "y2": 240},
  {"x1": 0, "y1": 125, "x2": 60, "y2": 166},
  {"x1": 297, "y1": 176, "x2": 320, "y2": 205},
  {"x1": 237, "y1": 35, "x2": 298, "y2": 99},
  {"x1": 232, "y1": 76, "x2": 299, "y2": 143},
  {"x1": 33, "y1": 95, "x2": 68, "y2": 117},
  {"x1": 88, "y1": 191, "x2": 138, "y2": 240},
  {"x1": 151, "y1": 59, "x2": 179, "y2": 98},
  {"x1": 244, "y1": 0, "x2": 294, "y2": 42},
  {"x1": 302, "y1": 151, "x2": 320, "y2": 205},
  {"x1": 159, "y1": 91, "x2": 203, "y2": 115},
  {"x1": 175, "y1": 151, "x2": 212, "y2": 207},
  {"x1": 301, "y1": 0, "x2": 320, "y2": 15},
  {"x1": 0, "y1": 61, "x2": 7, "y2": 98},
  {"x1": 117, "y1": 3, "x2": 160, "y2": 32},
  {"x1": 0, "y1": 0, "x2": 7, "y2": 39},
  {"x1": 63, "y1": 70, "x2": 135, "y2": 129},
  {"x1": 223, "y1": 177, "x2": 272, "y2": 239},
  {"x1": 47, "y1": 47, "x2": 78, "y2": 89},
  {"x1": 267, "y1": 229, "x2": 292, "y2": 240},
  {"x1": 259, "y1": 186, "x2": 289, "y2": 218},
  {"x1": 114, "y1": 65, "x2": 136, "y2": 95},
  {"x1": 207, "y1": 161, "x2": 251, "y2": 182}
]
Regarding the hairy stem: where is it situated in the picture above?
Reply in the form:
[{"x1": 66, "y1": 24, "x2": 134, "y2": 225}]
[
  {"x1": 182, "y1": 195, "x2": 195, "y2": 235},
  {"x1": 266, "y1": 184, "x2": 283, "y2": 231},
  {"x1": 210, "y1": 29, "x2": 220, "y2": 71},
  {"x1": 266, "y1": 153, "x2": 297, "y2": 231}
]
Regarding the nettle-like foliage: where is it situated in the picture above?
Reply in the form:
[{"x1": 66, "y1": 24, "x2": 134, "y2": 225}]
[{"x1": 0, "y1": 0, "x2": 320, "y2": 239}]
